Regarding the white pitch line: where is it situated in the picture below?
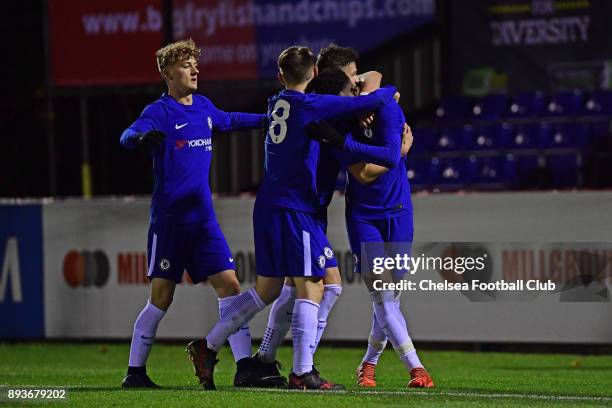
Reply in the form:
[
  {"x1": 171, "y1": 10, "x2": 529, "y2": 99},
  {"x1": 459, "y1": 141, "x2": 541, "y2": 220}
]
[{"x1": 242, "y1": 387, "x2": 612, "y2": 402}]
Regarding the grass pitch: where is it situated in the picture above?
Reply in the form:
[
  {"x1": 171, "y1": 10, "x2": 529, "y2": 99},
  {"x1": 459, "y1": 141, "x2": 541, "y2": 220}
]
[{"x1": 0, "y1": 343, "x2": 611, "y2": 407}]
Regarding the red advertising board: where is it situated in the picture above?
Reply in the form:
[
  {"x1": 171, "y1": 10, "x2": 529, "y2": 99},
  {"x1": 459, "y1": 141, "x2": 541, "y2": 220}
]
[
  {"x1": 172, "y1": 0, "x2": 258, "y2": 80},
  {"x1": 49, "y1": 0, "x2": 164, "y2": 86}
]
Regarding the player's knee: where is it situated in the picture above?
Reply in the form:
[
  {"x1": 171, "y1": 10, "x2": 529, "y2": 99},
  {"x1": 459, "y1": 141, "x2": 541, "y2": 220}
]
[
  {"x1": 150, "y1": 292, "x2": 173, "y2": 311},
  {"x1": 209, "y1": 269, "x2": 242, "y2": 297},
  {"x1": 149, "y1": 279, "x2": 175, "y2": 310},
  {"x1": 228, "y1": 279, "x2": 241, "y2": 295},
  {"x1": 323, "y1": 267, "x2": 342, "y2": 285},
  {"x1": 218, "y1": 280, "x2": 241, "y2": 297},
  {"x1": 255, "y1": 279, "x2": 284, "y2": 304}
]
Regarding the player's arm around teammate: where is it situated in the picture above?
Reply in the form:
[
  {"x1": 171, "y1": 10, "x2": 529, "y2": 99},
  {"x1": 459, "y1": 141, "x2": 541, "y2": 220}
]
[
  {"x1": 348, "y1": 123, "x2": 413, "y2": 184},
  {"x1": 252, "y1": 46, "x2": 390, "y2": 377}
]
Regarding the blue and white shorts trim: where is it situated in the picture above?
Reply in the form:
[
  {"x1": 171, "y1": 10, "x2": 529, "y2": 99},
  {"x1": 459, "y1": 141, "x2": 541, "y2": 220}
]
[{"x1": 254, "y1": 203, "x2": 330, "y2": 278}]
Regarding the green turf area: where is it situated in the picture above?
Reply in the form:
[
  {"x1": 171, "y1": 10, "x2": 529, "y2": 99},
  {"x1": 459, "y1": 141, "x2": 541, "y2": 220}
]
[{"x1": 0, "y1": 343, "x2": 611, "y2": 407}]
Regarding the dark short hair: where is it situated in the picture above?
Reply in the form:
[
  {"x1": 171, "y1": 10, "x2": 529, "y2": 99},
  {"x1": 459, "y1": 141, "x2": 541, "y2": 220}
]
[
  {"x1": 277, "y1": 46, "x2": 316, "y2": 84},
  {"x1": 306, "y1": 68, "x2": 352, "y2": 95},
  {"x1": 316, "y1": 43, "x2": 359, "y2": 72}
]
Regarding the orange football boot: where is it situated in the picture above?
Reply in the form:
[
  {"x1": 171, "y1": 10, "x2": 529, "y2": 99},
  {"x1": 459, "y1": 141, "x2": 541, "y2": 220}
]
[
  {"x1": 408, "y1": 367, "x2": 434, "y2": 388},
  {"x1": 356, "y1": 362, "x2": 377, "y2": 387}
]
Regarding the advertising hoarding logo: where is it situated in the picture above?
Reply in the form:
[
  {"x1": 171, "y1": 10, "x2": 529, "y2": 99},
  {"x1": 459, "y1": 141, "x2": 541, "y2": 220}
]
[
  {"x1": 63, "y1": 250, "x2": 110, "y2": 287},
  {"x1": 0, "y1": 205, "x2": 44, "y2": 338},
  {"x1": 0, "y1": 237, "x2": 22, "y2": 303}
]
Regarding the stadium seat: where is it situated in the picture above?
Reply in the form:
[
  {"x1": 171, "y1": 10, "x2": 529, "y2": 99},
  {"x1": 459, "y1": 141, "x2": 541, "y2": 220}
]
[
  {"x1": 590, "y1": 121, "x2": 612, "y2": 149},
  {"x1": 465, "y1": 155, "x2": 479, "y2": 183},
  {"x1": 467, "y1": 123, "x2": 513, "y2": 150},
  {"x1": 535, "y1": 122, "x2": 556, "y2": 148},
  {"x1": 547, "y1": 154, "x2": 580, "y2": 188},
  {"x1": 430, "y1": 157, "x2": 471, "y2": 188},
  {"x1": 511, "y1": 124, "x2": 538, "y2": 149},
  {"x1": 584, "y1": 91, "x2": 612, "y2": 116},
  {"x1": 427, "y1": 157, "x2": 443, "y2": 185},
  {"x1": 438, "y1": 158, "x2": 466, "y2": 185},
  {"x1": 502, "y1": 154, "x2": 518, "y2": 188},
  {"x1": 508, "y1": 91, "x2": 547, "y2": 117},
  {"x1": 471, "y1": 93, "x2": 509, "y2": 121},
  {"x1": 435, "y1": 127, "x2": 464, "y2": 151},
  {"x1": 411, "y1": 127, "x2": 436, "y2": 153},
  {"x1": 541, "y1": 123, "x2": 590, "y2": 149},
  {"x1": 454, "y1": 124, "x2": 476, "y2": 149},
  {"x1": 434, "y1": 95, "x2": 472, "y2": 124},
  {"x1": 569, "y1": 122, "x2": 591, "y2": 149},
  {"x1": 406, "y1": 157, "x2": 430, "y2": 187},
  {"x1": 471, "y1": 155, "x2": 515, "y2": 187},
  {"x1": 515, "y1": 154, "x2": 541, "y2": 188},
  {"x1": 547, "y1": 90, "x2": 584, "y2": 116}
]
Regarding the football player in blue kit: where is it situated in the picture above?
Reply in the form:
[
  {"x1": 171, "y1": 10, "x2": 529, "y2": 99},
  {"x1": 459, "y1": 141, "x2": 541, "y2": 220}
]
[
  {"x1": 186, "y1": 46, "x2": 401, "y2": 390},
  {"x1": 119, "y1": 39, "x2": 270, "y2": 389},
  {"x1": 251, "y1": 44, "x2": 396, "y2": 383},
  {"x1": 304, "y1": 69, "x2": 434, "y2": 389}
]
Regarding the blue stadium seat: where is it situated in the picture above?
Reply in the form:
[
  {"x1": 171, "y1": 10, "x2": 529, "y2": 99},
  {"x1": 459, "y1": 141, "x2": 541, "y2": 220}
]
[
  {"x1": 515, "y1": 154, "x2": 540, "y2": 188},
  {"x1": 540, "y1": 123, "x2": 589, "y2": 149},
  {"x1": 435, "y1": 127, "x2": 463, "y2": 151},
  {"x1": 431, "y1": 158, "x2": 470, "y2": 187},
  {"x1": 471, "y1": 93, "x2": 509, "y2": 121},
  {"x1": 427, "y1": 157, "x2": 443, "y2": 185},
  {"x1": 503, "y1": 154, "x2": 518, "y2": 188},
  {"x1": 465, "y1": 155, "x2": 479, "y2": 183},
  {"x1": 458, "y1": 124, "x2": 476, "y2": 149},
  {"x1": 535, "y1": 122, "x2": 555, "y2": 148},
  {"x1": 511, "y1": 124, "x2": 538, "y2": 149},
  {"x1": 584, "y1": 91, "x2": 612, "y2": 116},
  {"x1": 411, "y1": 127, "x2": 436, "y2": 153},
  {"x1": 438, "y1": 158, "x2": 468, "y2": 187},
  {"x1": 464, "y1": 155, "x2": 515, "y2": 188},
  {"x1": 571, "y1": 123, "x2": 592, "y2": 149},
  {"x1": 434, "y1": 95, "x2": 472, "y2": 124},
  {"x1": 468, "y1": 123, "x2": 513, "y2": 150},
  {"x1": 509, "y1": 91, "x2": 547, "y2": 117},
  {"x1": 547, "y1": 90, "x2": 584, "y2": 116},
  {"x1": 475, "y1": 156, "x2": 502, "y2": 184},
  {"x1": 406, "y1": 157, "x2": 429, "y2": 187},
  {"x1": 590, "y1": 121, "x2": 611, "y2": 149},
  {"x1": 547, "y1": 154, "x2": 580, "y2": 188}
]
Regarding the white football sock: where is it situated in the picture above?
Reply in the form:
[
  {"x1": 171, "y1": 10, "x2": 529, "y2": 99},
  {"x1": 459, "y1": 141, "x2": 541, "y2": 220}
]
[
  {"x1": 258, "y1": 284, "x2": 296, "y2": 363},
  {"x1": 313, "y1": 284, "x2": 342, "y2": 353},
  {"x1": 219, "y1": 294, "x2": 252, "y2": 362},
  {"x1": 291, "y1": 299, "x2": 319, "y2": 376},
  {"x1": 362, "y1": 309, "x2": 388, "y2": 365},
  {"x1": 207, "y1": 288, "x2": 265, "y2": 352},
  {"x1": 371, "y1": 290, "x2": 423, "y2": 371},
  {"x1": 128, "y1": 301, "x2": 166, "y2": 367}
]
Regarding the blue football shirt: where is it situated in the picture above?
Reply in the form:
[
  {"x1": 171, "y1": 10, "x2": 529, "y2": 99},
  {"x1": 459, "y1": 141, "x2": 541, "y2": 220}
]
[
  {"x1": 345, "y1": 100, "x2": 412, "y2": 219},
  {"x1": 256, "y1": 86, "x2": 397, "y2": 213},
  {"x1": 120, "y1": 93, "x2": 264, "y2": 224}
]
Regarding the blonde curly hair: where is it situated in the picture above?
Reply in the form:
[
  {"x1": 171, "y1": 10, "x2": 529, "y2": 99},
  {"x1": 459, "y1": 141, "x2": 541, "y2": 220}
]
[{"x1": 155, "y1": 39, "x2": 201, "y2": 77}]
